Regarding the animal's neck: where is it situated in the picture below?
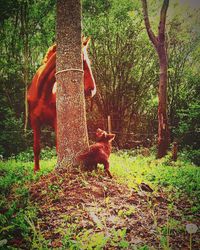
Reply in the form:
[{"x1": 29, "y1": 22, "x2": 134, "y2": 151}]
[{"x1": 102, "y1": 141, "x2": 112, "y2": 154}]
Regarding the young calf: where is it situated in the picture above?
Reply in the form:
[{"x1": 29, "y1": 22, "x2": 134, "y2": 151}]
[{"x1": 78, "y1": 129, "x2": 115, "y2": 178}]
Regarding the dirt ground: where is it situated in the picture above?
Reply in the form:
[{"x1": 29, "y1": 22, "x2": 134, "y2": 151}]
[{"x1": 30, "y1": 167, "x2": 200, "y2": 249}]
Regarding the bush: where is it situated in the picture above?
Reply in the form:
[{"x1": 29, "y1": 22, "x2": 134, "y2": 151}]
[
  {"x1": 176, "y1": 101, "x2": 200, "y2": 150},
  {"x1": 181, "y1": 149, "x2": 200, "y2": 166},
  {"x1": 0, "y1": 107, "x2": 29, "y2": 157},
  {"x1": 15, "y1": 147, "x2": 56, "y2": 162}
]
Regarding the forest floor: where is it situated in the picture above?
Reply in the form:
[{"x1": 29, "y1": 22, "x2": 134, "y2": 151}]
[{"x1": 0, "y1": 150, "x2": 199, "y2": 249}]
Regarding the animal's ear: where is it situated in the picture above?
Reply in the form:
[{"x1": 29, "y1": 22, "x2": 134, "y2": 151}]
[
  {"x1": 82, "y1": 36, "x2": 91, "y2": 48},
  {"x1": 107, "y1": 134, "x2": 115, "y2": 141},
  {"x1": 96, "y1": 128, "x2": 106, "y2": 138}
]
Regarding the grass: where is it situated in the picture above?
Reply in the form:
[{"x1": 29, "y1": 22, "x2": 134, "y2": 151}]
[
  {"x1": 110, "y1": 151, "x2": 200, "y2": 205},
  {"x1": 0, "y1": 155, "x2": 55, "y2": 249},
  {"x1": 0, "y1": 148, "x2": 199, "y2": 249}
]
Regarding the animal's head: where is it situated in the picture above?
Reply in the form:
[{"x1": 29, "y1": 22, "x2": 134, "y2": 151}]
[
  {"x1": 43, "y1": 37, "x2": 96, "y2": 99},
  {"x1": 96, "y1": 128, "x2": 115, "y2": 142},
  {"x1": 82, "y1": 36, "x2": 96, "y2": 98}
]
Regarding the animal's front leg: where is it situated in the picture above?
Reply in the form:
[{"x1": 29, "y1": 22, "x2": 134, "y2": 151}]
[
  {"x1": 33, "y1": 125, "x2": 41, "y2": 172},
  {"x1": 103, "y1": 160, "x2": 112, "y2": 178}
]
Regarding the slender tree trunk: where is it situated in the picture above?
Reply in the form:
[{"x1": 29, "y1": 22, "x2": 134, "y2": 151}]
[
  {"x1": 56, "y1": 0, "x2": 89, "y2": 168},
  {"x1": 141, "y1": 0, "x2": 170, "y2": 158},
  {"x1": 157, "y1": 43, "x2": 170, "y2": 157},
  {"x1": 20, "y1": 2, "x2": 29, "y2": 134},
  {"x1": 24, "y1": 37, "x2": 29, "y2": 134}
]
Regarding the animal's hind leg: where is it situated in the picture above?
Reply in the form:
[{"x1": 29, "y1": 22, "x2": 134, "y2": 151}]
[
  {"x1": 33, "y1": 125, "x2": 41, "y2": 172},
  {"x1": 87, "y1": 163, "x2": 97, "y2": 171}
]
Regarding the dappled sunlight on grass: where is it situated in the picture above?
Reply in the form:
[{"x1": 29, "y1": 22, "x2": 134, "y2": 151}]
[
  {"x1": 0, "y1": 150, "x2": 199, "y2": 249},
  {"x1": 110, "y1": 152, "x2": 200, "y2": 201}
]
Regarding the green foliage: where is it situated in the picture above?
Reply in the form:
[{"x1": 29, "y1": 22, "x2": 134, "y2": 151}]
[
  {"x1": 62, "y1": 226, "x2": 129, "y2": 249},
  {"x1": 15, "y1": 146, "x2": 56, "y2": 162},
  {"x1": 1, "y1": 0, "x2": 200, "y2": 155},
  {"x1": 83, "y1": 0, "x2": 158, "y2": 146},
  {"x1": 0, "y1": 158, "x2": 55, "y2": 248},
  {"x1": 110, "y1": 151, "x2": 200, "y2": 206},
  {"x1": 83, "y1": 0, "x2": 200, "y2": 150},
  {"x1": 167, "y1": 7, "x2": 200, "y2": 149},
  {"x1": 0, "y1": 150, "x2": 199, "y2": 248},
  {"x1": 181, "y1": 149, "x2": 200, "y2": 166},
  {"x1": 1, "y1": 0, "x2": 199, "y2": 248},
  {"x1": 24, "y1": 211, "x2": 50, "y2": 249},
  {"x1": 176, "y1": 101, "x2": 200, "y2": 150},
  {"x1": 0, "y1": 0, "x2": 56, "y2": 157},
  {"x1": 0, "y1": 104, "x2": 27, "y2": 158}
]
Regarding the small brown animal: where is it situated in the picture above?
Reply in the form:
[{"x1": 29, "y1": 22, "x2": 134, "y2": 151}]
[{"x1": 78, "y1": 129, "x2": 115, "y2": 178}]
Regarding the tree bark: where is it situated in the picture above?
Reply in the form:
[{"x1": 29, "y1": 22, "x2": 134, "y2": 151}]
[
  {"x1": 157, "y1": 43, "x2": 170, "y2": 158},
  {"x1": 56, "y1": 0, "x2": 89, "y2": 167},
  {"x1": 141, "y1": 0, "x2": 170, "y2": 158}
]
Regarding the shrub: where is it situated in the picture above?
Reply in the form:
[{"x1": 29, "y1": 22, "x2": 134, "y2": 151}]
[
  {"x1": 15, "y1": 147, "x2": 56, "y2": 162},
  {"x1": 181, "y1": 149, "x2": 200, "y2": 166}
]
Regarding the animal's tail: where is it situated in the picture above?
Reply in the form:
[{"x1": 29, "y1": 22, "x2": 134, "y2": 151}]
[
  {"x1": 77, "y1": 150, "x2": 90, "y2": 162},
  {"x1": 37, "y1": 45, "x2": 57, "y2": 100}
]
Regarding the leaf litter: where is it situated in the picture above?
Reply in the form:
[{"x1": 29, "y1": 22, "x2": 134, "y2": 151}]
[{"x1": 29, "y1": 167, "x2": 200, "y2": 249}]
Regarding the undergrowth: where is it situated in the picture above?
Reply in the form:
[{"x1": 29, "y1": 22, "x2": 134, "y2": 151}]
[
  {"x1": 0, "y1": 154, "x2": 55, "y2": 249},
  {"x1": 0, "y1": 148, "x2": 199, "y2": 249},
  {"x1": 110, "y1": 150, "x2": 200, "y2": 208}
]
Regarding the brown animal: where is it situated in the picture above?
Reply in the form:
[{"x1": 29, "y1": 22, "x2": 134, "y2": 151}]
[
  {"x1": 28, "y1": 37, "x2": 96, "y2": 172},
  {"x1": 78, "y1": 129, "x2": 115, "y2": 178}
]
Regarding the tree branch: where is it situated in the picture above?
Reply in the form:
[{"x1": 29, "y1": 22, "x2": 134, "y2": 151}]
[
  {"x1": 158, "y1": 0, "x2": 169, "y2": 41},
  {"x1": 141, "y1": 0, "x2": 158, "y2": 47}
]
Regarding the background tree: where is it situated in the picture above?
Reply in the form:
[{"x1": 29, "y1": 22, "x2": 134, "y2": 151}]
[
  {"x1": 56, "y1": 0, "x2": 89, "y2": 167},
  {"x1": 20, "y1": 1, "x2": 29, "y2": 133},
  {"x1": 166, "y1": 4, "x2": 200, "y2": 154},
  {"x1": 0, "y1": 0, "x2": 55, "y2": 156},
  {"x1": 0, "y1": 0, "x2": 199, "y2": 165},
  {"x1": 141, "y1": 0, "x2": 170, "y2": 158},
  {"x1": 83, "y1": 0, "x2": 158, "y2": 148}
]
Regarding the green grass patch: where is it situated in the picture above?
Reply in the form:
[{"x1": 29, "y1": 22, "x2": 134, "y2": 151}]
[
  {"x1": 0, "y1": 148, "x2": 199, "y2": 249},
  {"x1": 0, "y1": 157, "x2": 55, "y2": 248},
  {"x1": 110, "y1": 151, "x2": 200, "y2": 206}
]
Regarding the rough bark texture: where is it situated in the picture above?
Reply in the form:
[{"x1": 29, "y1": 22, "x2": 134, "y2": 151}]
[
  {"x1": 56, "y1": 0, "x2": 89, "y2": 168},
  {"x1": 141, "y1": 0, "x2": 170, "y2": 158},
  {"x1": 157, "y1": 42, "x2": 170, "y2": 158}
]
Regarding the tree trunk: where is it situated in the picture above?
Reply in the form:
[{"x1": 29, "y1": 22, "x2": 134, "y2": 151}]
[
  {"x1": 24, "y1": 36, "x2": 29, "y2": 134},
  {"x1": 141, "y1": 0, "x2": 170, "y2": 158},
  {"x1": 56, "y1": 0, "x2": 89, "y2": 168},
  {"x1": 20, "y1": 2, "x2": 29, "y2": 134},
  {"x1": 157, "y1": 44, "x2": 170, "y2": 157}
]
